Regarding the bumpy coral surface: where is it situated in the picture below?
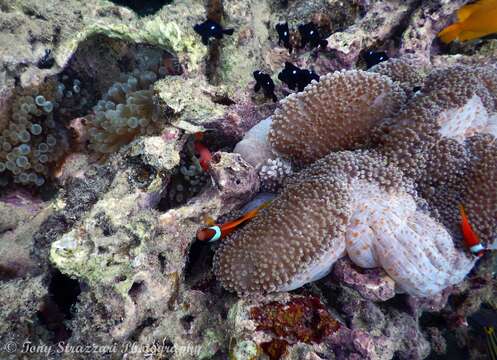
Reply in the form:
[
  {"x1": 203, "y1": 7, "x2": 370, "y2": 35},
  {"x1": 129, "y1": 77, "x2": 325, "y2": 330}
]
[
  {"x1": 216, "y1": 63, "x2": 497, "y2": 298},
  {"x1": 2, "y1": 1, "x2": 497, "y2": 359},
  {"x1": 269, "y1": 70, "x2": 406, "y2": 165},
  {"x1": 86, "y1": 70, "x2": 161, "y2": 154},
  {"x1": 0, "y1": 93, "x2": 67, "y2": 187},
  {"x1": 368, "y1": 54, "x2": 429, "y2": 95}
]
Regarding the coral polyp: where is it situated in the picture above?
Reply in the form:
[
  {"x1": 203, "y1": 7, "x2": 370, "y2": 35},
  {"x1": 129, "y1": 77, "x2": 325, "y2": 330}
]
[
  {"x1": 86, "y1": 71, "x2": 161, "y2": 154},
  {"x1": 0, "y1": 93, "x2": 67, "y2": 187}
]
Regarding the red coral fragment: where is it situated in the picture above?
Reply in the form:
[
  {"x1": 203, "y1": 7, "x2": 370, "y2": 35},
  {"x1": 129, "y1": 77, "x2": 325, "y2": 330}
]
[
  {"x1": 260, "y1": 339, "x2": 289, "y2": 360},
  {"x1": 250, "y1": 296, "x2": 341, "y2": 344}
]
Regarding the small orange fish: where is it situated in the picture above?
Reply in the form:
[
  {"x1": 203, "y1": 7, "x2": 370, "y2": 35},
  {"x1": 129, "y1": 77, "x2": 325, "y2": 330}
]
[
  {"x1": 196, "y1": 201, "x2": 271, "y2": 242},
  {"x1": 459, "y1": 204, "x2": 486, "y2": 257},
  {"x1": 193, "y1": 133, "x2": 212, "y2": 172},
  {"x1": 438, "y1": 0, "x2": 497, "y2": 43}
]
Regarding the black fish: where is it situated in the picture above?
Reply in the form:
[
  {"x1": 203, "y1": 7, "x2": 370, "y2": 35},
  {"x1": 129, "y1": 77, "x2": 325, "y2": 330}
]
[
  {"x1": 193, "y1": 20, "x2": 234, "y2": 45},
  {"x1": 363, "y1": 50, "x2": 389, "y2": 69},
  {"x1": 278, "y1": 62, "x2": 320, "y2": 92},
  {"x1": 37, "y1": 49, "x2": 55, "y2": 69},
  {"x1": 253, "y1": 71, "x2": 277, "y2": 102},
  {"x1": 469, "y1": 308, "x2": 497, "y2": 360},
  {"x1": 304, "y1": 69, "x2": 320, "y2": 84},
  {"x1": 276, "y1": 22, "x2": 292, "y2": 53},
  {"x1": 298, "y1": 22, "x2": 328, "y2": 50}
]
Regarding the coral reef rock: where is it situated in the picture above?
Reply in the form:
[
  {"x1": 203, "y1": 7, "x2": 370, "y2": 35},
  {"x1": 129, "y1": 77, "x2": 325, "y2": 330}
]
[{"x1": 1, "y1": 1, "x2": 497, "y2": 360}]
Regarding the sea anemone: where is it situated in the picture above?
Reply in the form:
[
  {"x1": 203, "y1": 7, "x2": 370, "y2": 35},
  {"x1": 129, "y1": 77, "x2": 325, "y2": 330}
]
[
  {"x1": 215, "y1": 63, "x2": 497, "y2": 297},
  {"x1": 268, "y1": 70, "x2": 406, "y2": 165},
  {"x1": 0, "y1": 93, "x2": 68, "y2": 187}
]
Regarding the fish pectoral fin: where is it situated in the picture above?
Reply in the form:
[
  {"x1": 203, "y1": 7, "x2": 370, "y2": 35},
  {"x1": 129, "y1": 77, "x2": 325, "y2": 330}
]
[
  {"x1": 201, "y1": 36, "x2": 209, "y2": 45},
  {"x1": 438, "y1": 23, "x2": 461, "y2": 43},
  {"x1": 254, "y1": 83, "x2": 261, "y2": 92}
]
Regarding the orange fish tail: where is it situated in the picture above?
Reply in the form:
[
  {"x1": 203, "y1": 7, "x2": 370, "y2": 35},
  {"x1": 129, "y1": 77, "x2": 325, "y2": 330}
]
[
  {"x1": 219, "y1": 201, "x2": 272, "y2": 234},
  {"x1": 459, "y1": 204, "x2": 481, "y2": 248},
  {"x1": 221, "y1": 208, "x2": 260, "y2": 232},
  {"x1": 438, "y1": 23, "x2": 461, "y2": 43}
]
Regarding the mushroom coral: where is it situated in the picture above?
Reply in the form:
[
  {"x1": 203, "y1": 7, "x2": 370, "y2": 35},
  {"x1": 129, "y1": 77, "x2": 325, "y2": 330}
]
[{"x1": 214, "y1": 60, "x2": 497, "y2": 297}]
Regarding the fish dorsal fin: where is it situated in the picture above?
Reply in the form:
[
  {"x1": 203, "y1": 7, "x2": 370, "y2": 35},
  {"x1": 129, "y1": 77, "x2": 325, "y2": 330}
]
[{"x1": 457, "y1": 0, "x2": 497, "y2": 21}]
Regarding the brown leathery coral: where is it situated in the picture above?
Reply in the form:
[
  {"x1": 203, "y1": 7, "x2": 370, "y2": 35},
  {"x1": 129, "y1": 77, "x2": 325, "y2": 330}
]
[{"x1": 268, "y1": 70, "x2": 406, "y2": 165}]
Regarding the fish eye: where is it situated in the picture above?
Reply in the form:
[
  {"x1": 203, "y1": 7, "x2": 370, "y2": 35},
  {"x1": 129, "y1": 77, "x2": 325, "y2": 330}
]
[
  {"x1": 309, "y1": 30, "x2": 314, "y2": 35},
  {"x1": 266, "y1": 82, "x2": 270, "y2": 85},
  {"x1": 292, "y1": 70, "x2": 297, "y2": 74},
  {"x1": 210, "y1": 26, "x2": 215, "y2": 30},
  {"x1": 284, "y1": 31, "x2": 287, "y2": 36}
]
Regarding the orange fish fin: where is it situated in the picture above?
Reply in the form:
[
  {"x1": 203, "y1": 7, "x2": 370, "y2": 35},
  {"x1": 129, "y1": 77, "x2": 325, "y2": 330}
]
[
  {"x1": 459, "y1": 204, "x2": 482, "y2": 248},
  {"x1": 202, "y1": 215, "x2": 216, "y2": 226},
  {"x1": 219, "y1": 201, "x2": 272, "y2": 233},
  {"x1": 457, "y1": 4, "x2": 480, "y2": 22},
  {"x1": 459, "y1": 29, "x2": 494, "y2": 42},
  {"x1": 458, "y1": 0, "x2": 497, "y2": 21},
  {"x1": 439, "y1": 23, "x2": 461, "y2": 43},
  {"x1": 221, "y1": 209, "x2": 259, "y2": 232}
]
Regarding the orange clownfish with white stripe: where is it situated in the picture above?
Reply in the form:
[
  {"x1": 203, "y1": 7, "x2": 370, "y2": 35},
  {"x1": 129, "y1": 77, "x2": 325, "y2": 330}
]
[
  {"x1": 459, "y1": 204, "x2": 488, "y2": 257},
  {"x1": 196, "y1": 201, "x2": 271, "y2": 242}
]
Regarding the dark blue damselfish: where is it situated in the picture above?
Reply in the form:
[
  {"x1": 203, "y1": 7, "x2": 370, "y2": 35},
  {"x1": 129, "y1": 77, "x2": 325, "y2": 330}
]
[
  {"x1": 276, "y1": 22, "x2": 292, "y2": 53},
  {"x1": 278, "y1": 62, "x2": 319, "y2": 92},
  {"x1": 253, "y1": 71, "x2": 277, "y2": 102},
  {"x1": 194, "y1": 19, "x2": 234, "y2": 45},
  {"x1": 298, "y1": 22, "x2": 328, "y2": 50},
  {"x1": 363, "y1": 50, "x2": 389, "y2": 69}
]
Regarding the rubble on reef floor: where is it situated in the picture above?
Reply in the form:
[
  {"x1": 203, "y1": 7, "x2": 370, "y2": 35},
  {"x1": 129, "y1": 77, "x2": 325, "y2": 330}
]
[{"x1": 0, "y1": 0, "x2": 496, "y2": 360}]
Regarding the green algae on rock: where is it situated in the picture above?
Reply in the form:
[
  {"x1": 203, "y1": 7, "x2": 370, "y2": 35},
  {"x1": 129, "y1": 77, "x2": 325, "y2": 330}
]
[{"x1": 154, "y1": 76, "x2": 227, "y2": 132}]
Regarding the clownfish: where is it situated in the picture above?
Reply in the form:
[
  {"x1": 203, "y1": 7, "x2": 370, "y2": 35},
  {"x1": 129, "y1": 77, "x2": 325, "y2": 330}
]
[
  {"x1": 459, "y1": 204, "x2": 487, "y2": 257},
  {"x1": 194, "y1": 133, "x2": 212, "y2": 172},
  {"x1": 196, "y1": 201, "x2": 271, "y2": 242},
  {"x1": 438, "y1": 0, "x2": 497, "y2": 43}
]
